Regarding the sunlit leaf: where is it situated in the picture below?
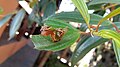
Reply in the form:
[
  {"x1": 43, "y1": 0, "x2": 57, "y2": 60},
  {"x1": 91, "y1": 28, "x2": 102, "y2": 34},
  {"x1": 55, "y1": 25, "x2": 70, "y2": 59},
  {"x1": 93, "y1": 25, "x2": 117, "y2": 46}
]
[
  {"x1": 71, "y1": 22, "x2": 120, "y2": 66},
  {"x1": 89, "y1": 0, "x2": 120, "y2": 5},
  {"x1": 31, "y1": 19, "x2": 80, "y2": 51},
  {"x1": 71, "y1": 0, "x2": 91, "y2": 30},
  {"x1": 71, "y1": 36, "x2": 108, "y2": 66},
  {"x1": 0, "y1": 14, "x2": 12, "y2": 27},
  {"x1": 93, "y1": 29, "x2": 120, "y2": 48},
  {"x1": 97, "y1": 7, "x2": 120, "y2": 29},
  {"x1": 9, "y1": 9, "x2": 26, "y2": 40},
  {"x1": 101, "y1": 7, "x2": 120, "y2": 22},
  {"x1": 113, "y1": 40, "x2": 120, "y2": 66}
]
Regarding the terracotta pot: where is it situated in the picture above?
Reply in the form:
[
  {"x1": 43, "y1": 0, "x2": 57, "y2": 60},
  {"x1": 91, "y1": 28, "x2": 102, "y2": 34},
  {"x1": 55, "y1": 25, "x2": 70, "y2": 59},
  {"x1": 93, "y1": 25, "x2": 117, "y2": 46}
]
[
  {"x1": 0, "y1": 0, "x2": 18, "y2": 19},
  {"x1": 0, "y1": 0, "x2": 28, "y2": 64},
  {"x1": 0, "y1": 38, "x2": 29, "y2": 64}
]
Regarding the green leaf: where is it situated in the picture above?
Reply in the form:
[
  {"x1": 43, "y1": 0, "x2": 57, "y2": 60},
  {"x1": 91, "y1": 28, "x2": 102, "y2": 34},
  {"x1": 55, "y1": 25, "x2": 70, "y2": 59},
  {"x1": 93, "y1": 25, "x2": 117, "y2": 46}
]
[
  {"x1": 38, "y1": 0, "x2": 49, "y2": 11},
  {"x1": 113, "y1": 14, "x2": 120, "y2": 22},
  {"x1": 99, "y1": 7, "x2": 120, "y2": 24},
  {"x1": 9, "y1": 9, "x2": 26, "y2": 40},
  {"x1": 89, "y1": 0, "x2": 120, "y2": 5},
  {"x1": 74, "y1": 35, "x2": 91, "y2": 50},
  {"x1": 79, "y1": 24, "x2": 87, "y2": 32},
  {"x1": 113, "y1": 22, "x2": 120, "y2": 29},
  {"x1": 29, "y1": 0, "x2": 38, "y2": 8},
  {"x1": 88, "y1": 4, "x2": 103, "y2": 10},
  {"x1": 113, "y1": 5, "x2": 120, "y2": 22},
  {"x1": 93, "y1": 29, "x2": 120, "y2": 48},
  {"x1": 93, "y1": 10, "x2": 106, "y2": 16},
  {"x1": 0, "y1": 14, "x2": 12, "y2": 27},
  {"x1": 71, "y1": 22, "x2": 120, "y2": 66},
  {"x1": 113, "y1": 40, "x2": 120, "y2": 66},
  {"x1": 71, "y1": 36, "x2": 108, "y2": 66},
  {"x1": 99, "y1": 22, "x2": 120, "y2": 30},
  {"x1": 71, "y1": 0, "x2": 90, "y2": 30},
  {"x1": 0, "y1": 7, "x2": 3, "y2": 14},
  {"x1": 43, "y1": 1, "x2": 56, "y2": 19},
  {"x1": 50, "y1": 11, "x2": 111, "y2": 26},
  {"x1": 96, "y1": 7, "x2": 120, "y2": 31},
  {"x1": 28, "y1": 4, "x2": 42, "y2": 27},
  {"x1": 31, "y1": 19, "x2": 80, "y2": 51}
]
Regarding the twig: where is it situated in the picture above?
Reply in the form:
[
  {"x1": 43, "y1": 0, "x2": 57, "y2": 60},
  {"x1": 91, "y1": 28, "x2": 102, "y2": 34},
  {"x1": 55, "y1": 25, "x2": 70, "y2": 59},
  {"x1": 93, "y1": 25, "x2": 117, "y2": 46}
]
[
  {"x1": 104, "y1": 4, "x2": 118, "y2": 10},
  {"x1": 96, "y1": 20, "x2": 102, "y2": 32},
  {"x1": 110, "y1": 6, "x2": 120, "y2": 33},
  {"x1": 90, "y1": 25, "x2": 97, "y2": 29},
  {"x1": 36, "y1": 51, "x2": 46, "y2": 65},
  {"x1": 111, "y1": 22, "x2": 120, "y2": 32},
  {"x1": 60, "y1": 48, "x2": 69, "y2": 59},
  {"x1": 38, "y1": 51, "x2": 52, "y2": 67},
  {"x1": 29, "y1": 22, "x2": 37, "y2": 35},
  {"x1": 96, "y1": 4, "x2": 118, "y2": 32}
]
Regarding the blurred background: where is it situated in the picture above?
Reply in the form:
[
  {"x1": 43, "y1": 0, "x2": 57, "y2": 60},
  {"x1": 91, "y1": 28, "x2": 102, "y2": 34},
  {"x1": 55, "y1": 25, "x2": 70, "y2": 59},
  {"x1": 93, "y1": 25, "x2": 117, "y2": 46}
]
[{"x1": 0, "y1": 0, "x2": 118, "y2": 67}]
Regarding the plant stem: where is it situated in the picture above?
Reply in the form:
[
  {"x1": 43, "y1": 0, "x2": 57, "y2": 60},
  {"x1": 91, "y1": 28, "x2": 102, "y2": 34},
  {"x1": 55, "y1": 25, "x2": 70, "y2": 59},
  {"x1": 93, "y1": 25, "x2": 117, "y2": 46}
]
[
  {"x1": 79, "y1": 31, "x2": 90, "y2": 35},
  {"x1": 87, "y1": 22, "x2": 93, "y2": 32},
  {"x1": 96, "y1": 20, "x2": 102, "y2": 32},
  {"x1": 60, "y1": 48, "x2": 69, "y2": 58},
  {"x1": 104, "y1": 4, "x2": 118, "y2": 10},
  {"x1": 38, "y1": 51, "x2": 52, "y2": 67}
]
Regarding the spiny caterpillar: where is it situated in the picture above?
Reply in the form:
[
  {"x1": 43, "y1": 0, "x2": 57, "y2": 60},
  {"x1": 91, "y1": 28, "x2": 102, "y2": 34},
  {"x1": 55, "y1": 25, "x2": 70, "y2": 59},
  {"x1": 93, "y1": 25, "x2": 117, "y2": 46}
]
[{"x1": 40, "y1": 25, "x2": 68, "y2": 42}]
